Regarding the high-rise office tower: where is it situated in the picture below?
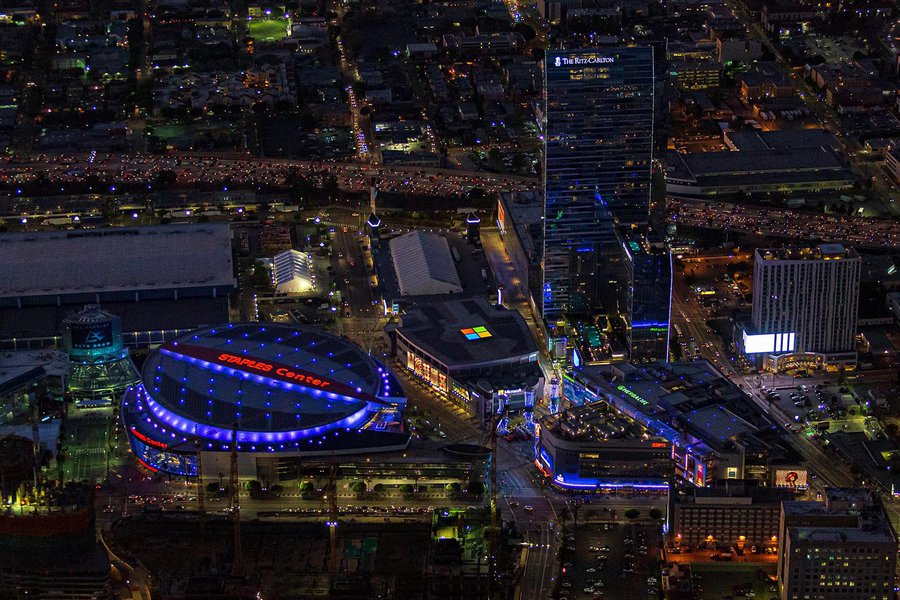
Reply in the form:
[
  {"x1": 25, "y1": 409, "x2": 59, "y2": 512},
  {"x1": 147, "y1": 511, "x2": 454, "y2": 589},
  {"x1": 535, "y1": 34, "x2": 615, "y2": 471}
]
[
  {"x1": 777, "y1": 489, "x2": 897, "y2": 600},
  {"x1": 621, "y1": 226, "x2": 672, "y2": 361},
  {"x1": 542, "y1": 47, "x2": 656, "y2": 346},
  {"x1": 747, "y1": 244, "x2": 860, "y2": 369}
]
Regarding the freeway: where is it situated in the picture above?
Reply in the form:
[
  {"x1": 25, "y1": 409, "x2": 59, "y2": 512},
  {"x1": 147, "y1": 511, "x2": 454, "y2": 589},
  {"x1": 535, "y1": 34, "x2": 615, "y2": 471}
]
[
  {"x1": 0, "y1": 151, "x2": 539, "y2": 197},
  {"x1": 669, "y1": 198, "x2": 900, "y2": 249}
]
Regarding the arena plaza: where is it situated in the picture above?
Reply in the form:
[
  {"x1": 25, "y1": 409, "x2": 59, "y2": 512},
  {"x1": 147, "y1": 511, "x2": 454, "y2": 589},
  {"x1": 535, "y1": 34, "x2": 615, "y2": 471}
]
[{"x1": 121, "y1": 323, "x2": 409, "y2": 478}]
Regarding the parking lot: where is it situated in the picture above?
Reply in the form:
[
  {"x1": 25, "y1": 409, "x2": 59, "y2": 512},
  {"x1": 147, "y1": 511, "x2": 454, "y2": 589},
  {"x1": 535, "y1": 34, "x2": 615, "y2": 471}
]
[
  {"x1": 688, "y1": 563, "x2": 779, "y2": 600},
  {"x1": 761, "y1": 383, "x2": 869, "y2": 432},
  {"x1": 558, "y1": 521, "x2": 661, "y2": 599}
]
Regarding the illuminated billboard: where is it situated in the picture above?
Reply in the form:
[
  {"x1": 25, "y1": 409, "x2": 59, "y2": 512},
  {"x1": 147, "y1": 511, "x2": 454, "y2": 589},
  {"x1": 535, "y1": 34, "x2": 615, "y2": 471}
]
[
  {"x1": 774, "y1": 468, "x2": 808, "y2": 488},
  {"x1": 742, "y1": 331, "x2": 795, "y2": 354},
  {"x1": 70, "y1": 321, "x2": 114, "y2": 350}
]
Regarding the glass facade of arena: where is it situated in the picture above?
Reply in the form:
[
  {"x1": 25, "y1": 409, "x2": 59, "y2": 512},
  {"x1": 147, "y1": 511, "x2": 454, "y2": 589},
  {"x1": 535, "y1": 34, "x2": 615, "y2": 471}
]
[{"x1": 542, "y1": 47, "x2": 655, "y2": 333}]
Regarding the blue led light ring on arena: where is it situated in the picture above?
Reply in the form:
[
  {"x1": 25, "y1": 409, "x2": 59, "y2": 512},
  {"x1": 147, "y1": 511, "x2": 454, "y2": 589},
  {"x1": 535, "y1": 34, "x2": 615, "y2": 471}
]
[{"x1": 137, "y1": 384, "x2": 373, "y2": 443}]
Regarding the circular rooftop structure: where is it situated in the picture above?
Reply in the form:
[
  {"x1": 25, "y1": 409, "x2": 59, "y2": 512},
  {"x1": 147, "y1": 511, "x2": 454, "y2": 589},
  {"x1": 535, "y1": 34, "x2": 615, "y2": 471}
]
[{"x1": 122, "y1": 323, "x2": 408, "y2": 475}]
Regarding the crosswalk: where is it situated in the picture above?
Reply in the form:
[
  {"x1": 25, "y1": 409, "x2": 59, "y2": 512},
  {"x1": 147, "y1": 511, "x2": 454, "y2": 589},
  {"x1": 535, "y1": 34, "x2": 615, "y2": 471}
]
[{"x1": 69, "y1": 447, "x2": 106, "y2": 456}]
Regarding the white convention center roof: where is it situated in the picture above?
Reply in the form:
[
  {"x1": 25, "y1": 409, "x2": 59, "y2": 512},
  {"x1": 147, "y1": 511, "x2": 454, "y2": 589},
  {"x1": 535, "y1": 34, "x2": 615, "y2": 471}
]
[
  {"x1": 0, "y1": 224, "x2": 233, "y2": 299},
  {"x1": 389, "y1": 231, "x2": 463, "y2": 297}
]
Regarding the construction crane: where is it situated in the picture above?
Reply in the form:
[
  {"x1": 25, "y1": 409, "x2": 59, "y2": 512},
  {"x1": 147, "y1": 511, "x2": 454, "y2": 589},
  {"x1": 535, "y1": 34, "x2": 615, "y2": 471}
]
[
  {"x1": 31, "y1": 402, "x2": 41, "y2": 496},
  {"x1": 194, "y1": 436, "x2": 205, "y2": 537},
  {"x1": 326, "y1": 463, "x2": 339, "y2": 574},
  {"x1": 480, "y1": 406, "x2": 507, "y2": 595},
  {"x1": 230, "y1": 423, "x2": 241, "y2": 572}
]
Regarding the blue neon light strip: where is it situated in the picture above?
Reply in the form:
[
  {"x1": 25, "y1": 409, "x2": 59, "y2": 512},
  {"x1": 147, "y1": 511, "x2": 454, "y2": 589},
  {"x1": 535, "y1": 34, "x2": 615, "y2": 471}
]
[
  {"x1": 136, "y1": 384, "x2": 373, "y2": 444},
  {"x1": 553, "y1": 473, "x2": 670, "y2": 491}
]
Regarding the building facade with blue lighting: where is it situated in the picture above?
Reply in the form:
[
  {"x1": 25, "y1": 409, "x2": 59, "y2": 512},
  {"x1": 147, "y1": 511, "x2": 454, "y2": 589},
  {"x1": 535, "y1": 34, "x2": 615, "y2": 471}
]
[
  {"x1": 542, "y1": 361, "x2": 800, "y2": 492},
  {"x1": 535, "y1": 403, "x2": 673, "y2": 493},
  {"x1": 542, "y1": 47, "x2": 655, "y2": 334},
  {"x1": 121, "y1": 323, "x2": 409, "y2": 479}
]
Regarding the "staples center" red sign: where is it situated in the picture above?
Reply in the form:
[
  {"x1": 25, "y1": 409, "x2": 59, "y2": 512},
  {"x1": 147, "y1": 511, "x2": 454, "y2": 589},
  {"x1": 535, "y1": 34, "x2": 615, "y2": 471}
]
[{"x1": 214, "y1": 352, "x2": 331, "y2": 388}]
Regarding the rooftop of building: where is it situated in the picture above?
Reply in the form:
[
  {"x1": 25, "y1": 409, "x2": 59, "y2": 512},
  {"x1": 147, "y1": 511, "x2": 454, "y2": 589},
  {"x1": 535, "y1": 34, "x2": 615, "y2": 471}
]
[
  {"x1": 376, "y1": 228, "x2": 495, "y2": 304},
  {"x1": 396, "y1": 297, "x2": 538, "y2": 370},
  {"x1": 0, "y1": 349, "x2": 70, "y2": 396},
  {"x1": 618, "y1": 225, "x2": 668, "y2": 257},
  {"x1": 540, "y1": 399, "x2": 658, "y2": 443},
  {"x1": 498, "y1": 191, "x2": 543, "y2": 262},
  {"x1": 389, "y1": 230, "x2": 463, "y2": 297},
  {"x1": 755, "y1": 244, "x2": 860, "y2": 262},
  {"x1": 724, "y1": 129, "x2": 838, "y2": 153},
  {"x1": 140, "y1": 322, "x2": 399, "y2": 433},
  {"x1": 783, "y1": 489, "x2": 898, "y2": 544},
  {"x1": 674, "y1": 478, "x2": 795, "y2": 504},
  {"x1": 676, "y1": 145, "x2": 845, "y2": 176},
  {"x1": 0, "y1": 224, "x2": 234, "y2": 299},
  {"x1": 569, "y1": 361, "x2": 780, "y2": 454}
]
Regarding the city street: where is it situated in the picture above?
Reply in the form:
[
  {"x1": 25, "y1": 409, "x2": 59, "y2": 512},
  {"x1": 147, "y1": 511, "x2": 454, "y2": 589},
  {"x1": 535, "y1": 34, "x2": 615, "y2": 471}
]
[{"x1": 331, "y1": 226, "x2": 378, "y2": 319}]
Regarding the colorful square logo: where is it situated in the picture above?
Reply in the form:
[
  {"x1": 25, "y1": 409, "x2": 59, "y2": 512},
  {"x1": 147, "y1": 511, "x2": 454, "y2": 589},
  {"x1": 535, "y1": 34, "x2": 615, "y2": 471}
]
[{"x1": 460, "y1": 326, "x2": 491, "y2": 340}]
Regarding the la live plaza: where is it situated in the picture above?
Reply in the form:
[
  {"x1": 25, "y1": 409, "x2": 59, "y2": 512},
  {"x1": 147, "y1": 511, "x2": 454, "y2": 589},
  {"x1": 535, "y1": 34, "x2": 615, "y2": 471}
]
[{"x1": 0, "y1": 0, "x2": 897, "y2": 595}]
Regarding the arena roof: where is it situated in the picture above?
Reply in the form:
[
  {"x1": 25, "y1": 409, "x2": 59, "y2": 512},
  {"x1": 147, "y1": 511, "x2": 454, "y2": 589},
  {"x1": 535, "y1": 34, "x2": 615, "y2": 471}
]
[
  {"x1": 138, "y1": 323, "x2": 399, "y2": 434},
  {"x1": 389, "y1": 231, "x2": 462, "y2": 296},
  {"x1": 397, "y1": 297, "x2": 538, "y2": 369},
  {"x1": 0, "y1": 224, "x2": 234, "y2": 299}
]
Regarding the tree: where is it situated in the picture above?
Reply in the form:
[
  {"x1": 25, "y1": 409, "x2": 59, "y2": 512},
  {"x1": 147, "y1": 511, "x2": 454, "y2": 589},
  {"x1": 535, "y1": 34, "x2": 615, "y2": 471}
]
[
  {"x1": 624, "y1": 508, "x2": 640, "y2": 520},
  {"x1": 373, "y1": 483, "x2": 386, "y2": 493},
  {"x1": 445, "y1": 482, "x2": 462, "y2": 495},
  {"x1": 466, "y1": 481, "x2": 486, "y2": 496},
  {"x1": 246, "y1": 480, "x2": 263, "y2": 495},
  {"x1": 206, "y1": 482, "x2": 220, "y2": 495},
  {"x1": 350, "y1": 481, "x2": 367, "y2": 497},
  {"x1": 270, "y1": 484, "x2": 284, "y2": 496},
  {"x1": 299, "y1": 481, "x2": 315, "y2": 493},
  {"x1": 649, "y1": 508, "x2": 663, "y2": 521},
  {"x1": 399, "y1": 484, "x2": 415, "y2": 498}
]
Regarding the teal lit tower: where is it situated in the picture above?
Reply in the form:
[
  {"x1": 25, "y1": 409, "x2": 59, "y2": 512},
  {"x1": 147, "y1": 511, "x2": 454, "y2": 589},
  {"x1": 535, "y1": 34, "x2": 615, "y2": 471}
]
[{"x1": 63, "y1": 305, "x2": 139, "y2": 406}]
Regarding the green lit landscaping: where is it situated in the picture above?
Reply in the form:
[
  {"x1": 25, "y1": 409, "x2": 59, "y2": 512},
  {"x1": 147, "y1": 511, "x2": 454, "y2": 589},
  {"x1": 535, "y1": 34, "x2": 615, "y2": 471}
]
[{"x1": 248, "y1": 16, "x2": 290, "y2": 42}]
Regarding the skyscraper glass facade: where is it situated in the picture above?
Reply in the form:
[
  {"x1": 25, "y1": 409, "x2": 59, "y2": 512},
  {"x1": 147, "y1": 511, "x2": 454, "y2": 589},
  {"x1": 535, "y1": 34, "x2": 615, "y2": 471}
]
[
  {"x1": 622, "y1": 227, "x2": 672, "y2": 361},
  {"x1": 542, "y1": 47, "x2": 655, "y2": 332}
]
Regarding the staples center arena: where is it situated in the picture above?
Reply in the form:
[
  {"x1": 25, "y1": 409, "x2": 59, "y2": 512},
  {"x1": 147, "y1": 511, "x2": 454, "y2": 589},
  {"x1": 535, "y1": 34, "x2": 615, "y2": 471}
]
[{"x1": 122, "y1": 323, "x2": 409, "y2": 479}]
